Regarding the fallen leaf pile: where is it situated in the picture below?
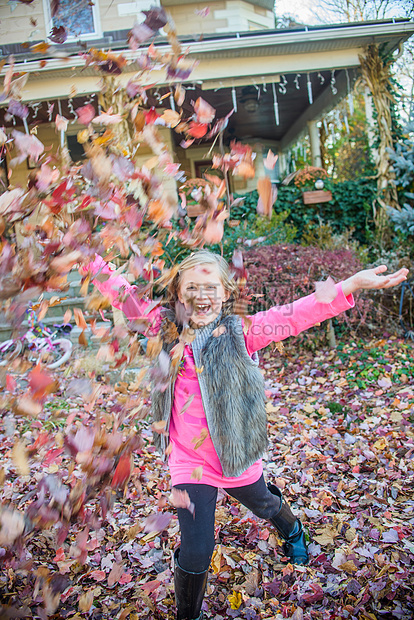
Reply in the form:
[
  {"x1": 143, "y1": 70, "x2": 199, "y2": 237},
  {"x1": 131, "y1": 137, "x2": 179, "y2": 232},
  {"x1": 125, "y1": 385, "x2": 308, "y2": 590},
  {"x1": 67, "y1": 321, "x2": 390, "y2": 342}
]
[{"x1": 0, "y1": 335, "x2": 413, "y2": 619}]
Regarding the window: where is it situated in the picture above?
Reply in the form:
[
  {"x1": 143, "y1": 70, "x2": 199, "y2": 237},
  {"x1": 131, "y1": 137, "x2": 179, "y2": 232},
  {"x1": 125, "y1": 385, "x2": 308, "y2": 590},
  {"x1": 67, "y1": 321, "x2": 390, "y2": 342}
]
[{"x1": 45, "y1": 0, "x2": 101, "y2": 39}]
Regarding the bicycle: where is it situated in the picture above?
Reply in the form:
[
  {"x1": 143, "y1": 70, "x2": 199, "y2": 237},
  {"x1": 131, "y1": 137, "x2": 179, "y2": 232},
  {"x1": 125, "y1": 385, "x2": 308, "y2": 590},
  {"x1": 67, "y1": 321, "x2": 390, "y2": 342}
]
[{"x1": 0, "y1": 308, "x2": 73, "y2": 370}]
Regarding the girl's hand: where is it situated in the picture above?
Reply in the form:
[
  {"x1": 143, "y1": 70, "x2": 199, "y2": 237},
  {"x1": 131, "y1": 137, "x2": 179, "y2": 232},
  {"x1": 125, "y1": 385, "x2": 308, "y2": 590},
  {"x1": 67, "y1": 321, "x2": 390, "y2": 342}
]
[{"x1": 342, "y1": 265, "x2": 409, "y2": 296}]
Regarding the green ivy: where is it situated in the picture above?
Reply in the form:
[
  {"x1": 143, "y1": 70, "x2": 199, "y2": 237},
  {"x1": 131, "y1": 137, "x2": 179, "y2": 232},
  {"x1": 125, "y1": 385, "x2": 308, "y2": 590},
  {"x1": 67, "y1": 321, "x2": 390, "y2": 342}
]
[{"x1": 272, "y1": 178, "x2": 376, "y2": 244}]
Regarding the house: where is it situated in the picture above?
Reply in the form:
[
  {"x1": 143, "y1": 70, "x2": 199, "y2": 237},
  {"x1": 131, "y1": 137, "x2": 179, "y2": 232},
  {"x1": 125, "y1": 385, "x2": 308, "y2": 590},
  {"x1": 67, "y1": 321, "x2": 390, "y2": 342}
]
[{"x1": 1, "y1": 1, "x2": 413, "y2": 194}]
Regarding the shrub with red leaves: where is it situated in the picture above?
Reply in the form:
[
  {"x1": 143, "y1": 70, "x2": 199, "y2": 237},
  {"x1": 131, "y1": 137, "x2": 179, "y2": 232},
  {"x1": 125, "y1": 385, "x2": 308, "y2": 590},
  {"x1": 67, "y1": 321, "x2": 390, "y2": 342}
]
[{"x1": 243, "y1": 244, "x2": 373, "y2": 339}]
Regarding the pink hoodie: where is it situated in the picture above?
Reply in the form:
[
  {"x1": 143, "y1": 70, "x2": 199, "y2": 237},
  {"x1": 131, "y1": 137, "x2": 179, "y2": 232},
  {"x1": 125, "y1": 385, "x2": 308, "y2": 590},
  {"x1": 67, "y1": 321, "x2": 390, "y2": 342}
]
[{"x1": 85, "y1": 255, "x2": 355, "y2": 487}]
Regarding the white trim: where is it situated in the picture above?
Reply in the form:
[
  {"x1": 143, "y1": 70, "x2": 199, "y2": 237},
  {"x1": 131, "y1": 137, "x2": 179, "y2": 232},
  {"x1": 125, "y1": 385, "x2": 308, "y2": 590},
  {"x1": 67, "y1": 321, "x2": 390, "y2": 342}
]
[
  {"x1": 3, "y1": 20, "x2": 414, "y2": 77},
  {"x1": 42, "y1": 0, "x2": 102, "y2": 42}
]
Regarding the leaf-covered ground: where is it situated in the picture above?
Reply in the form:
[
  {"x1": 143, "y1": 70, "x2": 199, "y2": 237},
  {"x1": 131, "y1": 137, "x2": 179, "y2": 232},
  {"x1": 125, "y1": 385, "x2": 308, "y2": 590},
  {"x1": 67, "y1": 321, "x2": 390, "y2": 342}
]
[{"x1": 1, "y1": 336, "x2": 413, "y2": 620}]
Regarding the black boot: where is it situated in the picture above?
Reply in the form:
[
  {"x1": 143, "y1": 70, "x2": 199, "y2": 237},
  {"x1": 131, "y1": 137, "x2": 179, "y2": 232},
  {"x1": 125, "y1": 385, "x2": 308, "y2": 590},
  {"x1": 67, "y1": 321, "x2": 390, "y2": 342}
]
[
  {"x1": 174, "y1": 548, "x2": 208, "y2": 620},
  {"x1": 267, "y1": 483, "x2": 309, "y2": 566}
]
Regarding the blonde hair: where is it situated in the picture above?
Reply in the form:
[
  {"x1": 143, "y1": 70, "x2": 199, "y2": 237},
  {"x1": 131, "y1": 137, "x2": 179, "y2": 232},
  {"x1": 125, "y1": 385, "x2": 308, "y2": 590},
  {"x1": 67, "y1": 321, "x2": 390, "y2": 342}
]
[{"x1": 167, "y1": 250, "x2": 239, "y2": 316}]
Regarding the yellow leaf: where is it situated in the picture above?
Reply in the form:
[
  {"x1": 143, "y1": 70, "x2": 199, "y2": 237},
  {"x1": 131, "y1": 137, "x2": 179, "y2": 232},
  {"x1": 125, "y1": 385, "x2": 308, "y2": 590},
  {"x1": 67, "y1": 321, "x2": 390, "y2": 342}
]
[
  {"x1": 31, "y1": 41, "x2": 50, "y2": 54},
  {"x1": 77, "y1": 129, "x2": 90, "y2": 144},
  {"x1": 190, "y1": 466, "x2": 203, "y2": 481},
  {"x1": 373, "y1": 438, "x2": 388, "y2": 451},
  {"x1": 146, "y1": 335, "x2": 163, "y2": 359},
  {"x1": 210, "y1": 545, "x2": 222, "y2": 574},
  {"x1": 228, "y1": 590, "x2": 242, "y2": 610},
  {"x1": 303, "y1": 404, "x2": 314, "y2": 414},
  {"x1": 12, "y1": 441, "x2": 29, "y2": 475}
]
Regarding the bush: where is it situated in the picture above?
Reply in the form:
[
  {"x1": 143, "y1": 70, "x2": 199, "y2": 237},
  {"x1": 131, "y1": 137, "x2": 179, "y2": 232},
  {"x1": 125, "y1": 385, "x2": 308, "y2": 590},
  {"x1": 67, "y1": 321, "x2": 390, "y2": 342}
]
[{"x1": 243, "y1": 244, "x2": 373, "y2": 347}]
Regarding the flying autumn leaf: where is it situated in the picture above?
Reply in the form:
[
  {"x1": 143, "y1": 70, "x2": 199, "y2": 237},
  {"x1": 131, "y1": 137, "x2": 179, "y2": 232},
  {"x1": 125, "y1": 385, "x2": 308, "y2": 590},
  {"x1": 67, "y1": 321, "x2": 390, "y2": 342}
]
[
  {"x1": 169, "y1": 488, "x2": 195, "y2": 515},
  {"x1": 76, "y1": 104, "x2": 96, "y2": 125},
  {"x1": 191, "y1": 429, "x2": 209, "y2": 450},
  {"x1": 263, "y1": 149, "x2": 278, "y2": 170},
  {"x1": 28, "y1": 365, "x2": 56, "y2": 401},
  {"x1": 203, "y1": 219, "x2": 224, "y2": 244},
  {"x1": 187, "y1": 121, "x2": 208, "y2": 138},
  {"x1": 256, "y1": 176, "x2": 273, "y2": 218},
  {"x1": 111, "y1": 454, "x2": 132, "y2": 489},
  {"x1": 143, "y1": 512, "x2": 173, "y2": 534},
  {"x1": 193, "y1": 97, "x2": 216, "y2": 124},
  {"x1": 190, "y1": 466, "x2": 203, "y2": 481}
]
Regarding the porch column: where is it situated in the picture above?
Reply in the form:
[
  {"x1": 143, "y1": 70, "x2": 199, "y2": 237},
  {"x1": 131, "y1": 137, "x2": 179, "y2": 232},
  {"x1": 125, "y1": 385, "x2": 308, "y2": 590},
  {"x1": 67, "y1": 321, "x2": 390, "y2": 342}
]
[{"x1": 307, "y1": 120, "x2": 322, "y2": 167}]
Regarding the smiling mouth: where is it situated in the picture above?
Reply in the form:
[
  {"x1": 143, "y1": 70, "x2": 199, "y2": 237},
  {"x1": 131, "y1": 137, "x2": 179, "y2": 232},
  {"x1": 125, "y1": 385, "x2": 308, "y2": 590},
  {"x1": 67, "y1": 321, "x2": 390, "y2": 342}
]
[{"x1": 194, "y1": 304, "x2": 211, "y2": 315}]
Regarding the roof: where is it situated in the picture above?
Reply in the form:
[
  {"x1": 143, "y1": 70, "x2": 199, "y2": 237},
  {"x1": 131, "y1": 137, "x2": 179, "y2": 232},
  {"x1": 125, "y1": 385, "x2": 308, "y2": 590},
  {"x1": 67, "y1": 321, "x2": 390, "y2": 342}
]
[{"x1": 1, "y1": 19, "x2": 413, "y2": 150}]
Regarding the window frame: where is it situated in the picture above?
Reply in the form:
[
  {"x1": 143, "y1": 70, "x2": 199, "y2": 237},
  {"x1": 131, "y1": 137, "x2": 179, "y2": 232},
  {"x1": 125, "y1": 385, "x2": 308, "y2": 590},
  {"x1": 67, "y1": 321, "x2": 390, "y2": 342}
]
[{"x1": 43, "y1": 0, "x2": 102, "y2": 42}]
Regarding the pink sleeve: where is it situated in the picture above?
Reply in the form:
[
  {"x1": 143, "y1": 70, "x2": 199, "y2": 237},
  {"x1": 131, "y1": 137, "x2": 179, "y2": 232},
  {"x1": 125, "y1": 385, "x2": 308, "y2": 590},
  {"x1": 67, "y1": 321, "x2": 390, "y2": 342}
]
[
  {"x1": 84, "y1": 255, "x2": 162, "y2": 332},
  {"x1": 244, "y1": 283, "x2": 355, "y2": 355}
]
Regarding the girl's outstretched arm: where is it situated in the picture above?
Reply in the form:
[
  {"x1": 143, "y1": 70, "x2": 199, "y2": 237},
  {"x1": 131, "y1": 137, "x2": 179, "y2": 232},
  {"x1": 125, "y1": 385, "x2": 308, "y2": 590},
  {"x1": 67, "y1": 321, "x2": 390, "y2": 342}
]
[
  {"x1": 341, "y1": 266, "x2": 408, "y2": 296},
  {"x1": 79, "y1": 255, "x2": 161, "y2": 332},
  {"x1": 245, "y1": 266, "x2": 409, "y2": 354}
]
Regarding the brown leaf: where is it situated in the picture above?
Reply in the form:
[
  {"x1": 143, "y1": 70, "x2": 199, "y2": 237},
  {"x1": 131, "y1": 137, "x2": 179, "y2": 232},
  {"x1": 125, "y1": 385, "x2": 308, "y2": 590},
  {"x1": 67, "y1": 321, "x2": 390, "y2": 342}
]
[
  {"x1": 146, "y1": 335, "x2": 163, "y2": 359},
  {"x1": 107, "y1": 562, "x2": 124, "y2": 587},
  {"x1": 178, "y1": 394, "x2": 194, "y2": 416},
  {"x1": 78, "y1": 589, "x2": 94, "y2": 612},
  {"x1": 151, "y1": 420, "x2": 167, "y2": 434},
  {"x1": 191, "y1": 428, "x2": 208, "y2": 450},
  {"x1": 78, "y1": 330, "x2": 88, "y2": 347},
  {"x1": 73, "y1": 308, "x2": 88, "y2": 330},
  {"x1": 15, "y1": 396, "x2": 42, "y2": 417},
  {"x1": 50, "y1": 251, "x2": 83, "y2": 274}
]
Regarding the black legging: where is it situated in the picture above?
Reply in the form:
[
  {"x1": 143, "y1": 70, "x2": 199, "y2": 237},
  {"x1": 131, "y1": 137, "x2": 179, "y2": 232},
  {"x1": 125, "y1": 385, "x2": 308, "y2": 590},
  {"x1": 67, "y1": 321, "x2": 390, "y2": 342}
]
[{"x1": 174, "y1": 474, "x2": 281, "y2": 573}]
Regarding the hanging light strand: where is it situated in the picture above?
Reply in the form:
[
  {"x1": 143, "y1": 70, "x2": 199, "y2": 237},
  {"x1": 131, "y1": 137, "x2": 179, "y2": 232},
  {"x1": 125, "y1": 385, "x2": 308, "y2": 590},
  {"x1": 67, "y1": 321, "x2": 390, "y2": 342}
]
[
  {"x1": 307, "y1": 73, "x2": 313, "y2": 105},
  {"x1": 58, "y1": 99, "x2": 65, "y2": 148},
  {"x1": 330, "y1": 70, "x2": 338, "y2": 96},
  {"x1": 271, "y1": 82, "x2": 279, "y2": 126},
  {"x1": 169, "y1": 91, "x2": 176, "y2": 111},
  {"x1": 345, "y1": 68, "x2": 354, "y2": 115},
  {"x1": 231, "y1": 85, "x2": 238, "y2": 112},
  {"x1": 279, "y1": 74, "x2": 287, "y2": 95}
]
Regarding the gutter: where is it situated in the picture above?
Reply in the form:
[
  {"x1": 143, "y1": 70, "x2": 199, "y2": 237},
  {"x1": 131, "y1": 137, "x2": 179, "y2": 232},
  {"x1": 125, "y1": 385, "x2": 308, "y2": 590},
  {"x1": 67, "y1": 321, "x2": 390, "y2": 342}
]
[{"x1": 1, "y1": 20, "x2": 413, "y2": 77}]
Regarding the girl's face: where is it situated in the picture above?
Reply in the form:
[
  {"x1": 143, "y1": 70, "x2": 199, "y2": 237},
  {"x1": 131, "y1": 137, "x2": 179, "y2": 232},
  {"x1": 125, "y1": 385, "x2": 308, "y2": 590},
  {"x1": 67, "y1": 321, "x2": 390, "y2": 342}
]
[{"x1": 178, "y1": 264, "x2": 229, "y2": 327}]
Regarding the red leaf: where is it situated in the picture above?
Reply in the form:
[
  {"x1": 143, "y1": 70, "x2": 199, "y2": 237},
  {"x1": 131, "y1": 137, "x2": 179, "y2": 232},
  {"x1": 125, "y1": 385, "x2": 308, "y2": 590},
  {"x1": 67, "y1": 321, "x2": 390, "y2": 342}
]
[
  {"x1": 187, "y1": 121, "x2": 208, "y2": 138},
  {"x1": 302, "y1": 583, "x2": 324, "y2": 604},
  {"x1": 111, "y1": 454, "x2": 132, "y2": 488},
  {"x1": 119, "y1": 572, "x2": 132, "y2": 584},
  {"x1": 76, "y1": 103, "x2": 96, "y2": 126},
  {"x1": 6, "y1": 374, "x2": 17, "y2": 392},
  {"x1": 28, "y1": 365, "x2": 55, "y2": 401},
  {"x1": 144, "y1": 107, "x2": 160, "y2": 125}
]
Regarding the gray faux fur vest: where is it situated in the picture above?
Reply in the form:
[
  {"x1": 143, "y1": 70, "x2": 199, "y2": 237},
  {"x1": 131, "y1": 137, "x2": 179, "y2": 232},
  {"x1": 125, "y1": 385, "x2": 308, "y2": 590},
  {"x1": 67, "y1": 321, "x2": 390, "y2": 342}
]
[{"x1": 151, "y1": 313, "x2": 267, "y2": 478}]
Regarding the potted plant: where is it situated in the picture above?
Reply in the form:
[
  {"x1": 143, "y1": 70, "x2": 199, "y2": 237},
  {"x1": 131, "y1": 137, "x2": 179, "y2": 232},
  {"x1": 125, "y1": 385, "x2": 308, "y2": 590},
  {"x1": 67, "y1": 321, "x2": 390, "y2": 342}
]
[{"x1": 293, "y1": 166, "x2": 332, "y2": 204}]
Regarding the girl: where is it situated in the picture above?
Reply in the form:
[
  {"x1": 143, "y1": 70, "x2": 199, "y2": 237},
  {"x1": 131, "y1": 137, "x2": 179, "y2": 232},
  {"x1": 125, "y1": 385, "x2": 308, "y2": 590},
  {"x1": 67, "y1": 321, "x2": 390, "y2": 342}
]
[{"x1": 82, "y1": 250, "x2": 408, "y2": 620}]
